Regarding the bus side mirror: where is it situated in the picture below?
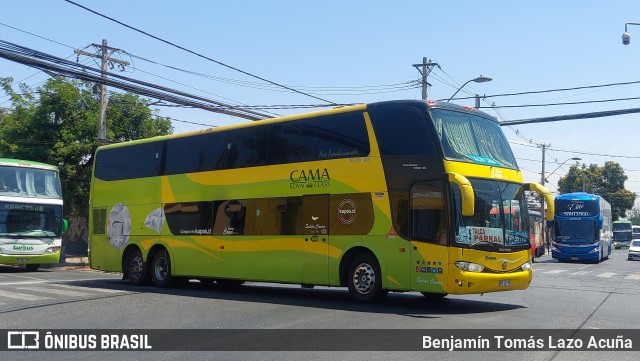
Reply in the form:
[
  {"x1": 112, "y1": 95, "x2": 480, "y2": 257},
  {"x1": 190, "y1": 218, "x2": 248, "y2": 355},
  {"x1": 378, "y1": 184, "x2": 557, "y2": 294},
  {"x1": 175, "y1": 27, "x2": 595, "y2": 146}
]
[
  {"x1": 598, "y1": 216, "x2": 603, "y2": 229},
  {"x1": 525, "y1": 183, "x2": 554, "y2": 222},
  {"x1": 447, "y1": 172, "x2": 474, "y2": 216},
  {"x1": 62, "y1": 219, "x2": 69, "y2": 234}
]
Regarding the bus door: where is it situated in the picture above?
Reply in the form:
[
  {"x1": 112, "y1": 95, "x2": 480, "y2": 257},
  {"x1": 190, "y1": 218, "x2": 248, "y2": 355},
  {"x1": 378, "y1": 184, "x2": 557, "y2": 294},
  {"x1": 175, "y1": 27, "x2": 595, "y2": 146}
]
[
  {"x1": 301, "y1": 195, "x2": 329, "y2": 285},
  {"x1": 409, "y1": 181, "x2": 449, "y2": 293}
]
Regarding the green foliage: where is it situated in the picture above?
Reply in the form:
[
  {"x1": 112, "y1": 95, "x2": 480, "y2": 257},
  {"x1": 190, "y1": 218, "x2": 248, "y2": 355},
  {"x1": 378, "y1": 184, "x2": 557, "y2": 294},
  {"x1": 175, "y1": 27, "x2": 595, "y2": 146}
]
[
  {"x1": 0, "y1": 76, "x2": 173, "y2": 216},
  {"x1": 558, "y1": 161, "x2": 636, "y2": 220}
]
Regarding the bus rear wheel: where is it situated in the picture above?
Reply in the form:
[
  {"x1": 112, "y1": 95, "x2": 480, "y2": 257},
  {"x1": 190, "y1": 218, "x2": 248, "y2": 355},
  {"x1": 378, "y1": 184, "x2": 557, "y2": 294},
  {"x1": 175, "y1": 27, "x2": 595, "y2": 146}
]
[
  {"x1": 126, "y1": 248, "x2": 150, "y2": 286},
  {"x1": 347, "y1": 253, "x2": 387, "y2": 303},
  {"x1": 151, "y1": 249, "x2": 173, "y2": 288}
]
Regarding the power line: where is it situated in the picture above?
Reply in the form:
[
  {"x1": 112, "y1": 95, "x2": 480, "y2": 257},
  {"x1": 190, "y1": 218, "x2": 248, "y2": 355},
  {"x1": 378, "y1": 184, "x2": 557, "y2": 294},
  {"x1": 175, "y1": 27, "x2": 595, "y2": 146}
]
[
  {"x1": 486, "y1": 95, "x2": 640, "y2": 109},
  {"x1": 0, "y1": 21, "x2": 75, "y2": 50},
  {"x1": 63, "y1": 0, "x2": 338, "y2": 106},
  {"x1": 444, "y1": 79, "x2": 640, "y2": 101},
  {"x1": 501, "y1": 107, "x2": 640, "y2": 126},
  {"x1": 0, "y1": 39, "x2": 274, "y2": 120}
]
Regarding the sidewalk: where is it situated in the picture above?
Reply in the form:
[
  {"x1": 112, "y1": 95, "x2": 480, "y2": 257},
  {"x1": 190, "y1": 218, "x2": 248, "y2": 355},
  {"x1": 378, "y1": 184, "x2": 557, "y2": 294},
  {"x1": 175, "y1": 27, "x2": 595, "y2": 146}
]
[
  {"x1": 62, "y1": 256, "x2": 89, "y2": 267},
  {"x1": 41, "y1": 255, "x2": 90, "y2": 270}
]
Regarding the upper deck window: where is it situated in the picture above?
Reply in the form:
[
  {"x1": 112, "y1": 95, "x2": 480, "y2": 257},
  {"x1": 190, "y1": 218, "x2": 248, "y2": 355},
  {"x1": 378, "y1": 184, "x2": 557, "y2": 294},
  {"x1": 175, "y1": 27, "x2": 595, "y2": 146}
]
[
  {"x1": 430, "y1": 109, "x2": 517, "y2": 169},
  {"x1": 0, "y1": 166, "x2": 61, "y2": 199}
]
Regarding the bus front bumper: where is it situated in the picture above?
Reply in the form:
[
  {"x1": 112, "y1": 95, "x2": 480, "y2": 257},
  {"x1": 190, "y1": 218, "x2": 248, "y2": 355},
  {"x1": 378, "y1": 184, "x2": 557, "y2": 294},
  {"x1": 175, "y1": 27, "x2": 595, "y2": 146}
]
[
  {"x1": 0, "y1": 252, "x2": 61, "y2": 265},
  {"x1": 446, "y1": 268, "x2": 532, "y2": 295}
]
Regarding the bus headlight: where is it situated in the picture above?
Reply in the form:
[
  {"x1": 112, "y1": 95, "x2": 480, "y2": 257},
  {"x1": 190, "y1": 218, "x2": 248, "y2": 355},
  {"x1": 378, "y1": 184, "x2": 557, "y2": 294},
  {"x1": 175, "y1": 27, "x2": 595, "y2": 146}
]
[
  {"x1": 45, "y1": 246, "x2": 61, "y2": 254},
  {"x1": 454, "y1": 261, "x2": 484, "y2": 273},
  {"x1": 521, "y1": 262, "x2": 532, "y2": 271}
]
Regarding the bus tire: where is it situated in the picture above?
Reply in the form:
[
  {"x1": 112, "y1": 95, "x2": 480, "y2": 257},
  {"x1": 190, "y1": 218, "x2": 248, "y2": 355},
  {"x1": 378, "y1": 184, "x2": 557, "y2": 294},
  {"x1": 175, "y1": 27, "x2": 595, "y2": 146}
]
[
  {"x1": 151, "y1": 249, "x2": 173, "y2": 288},
  {"x1": 25, "y1": 264, "x2": 40, "y2": 272},
  {"x1": 347, "y1": 253, "x2": 387, "y2": 303},
  {"x1": 126, "y1": 248, "x2": 150, "y2": 286}
]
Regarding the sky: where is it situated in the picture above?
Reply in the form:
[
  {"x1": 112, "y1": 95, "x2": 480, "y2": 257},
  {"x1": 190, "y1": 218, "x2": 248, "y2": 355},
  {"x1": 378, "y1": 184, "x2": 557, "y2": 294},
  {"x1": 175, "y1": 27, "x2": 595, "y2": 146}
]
[{"x1": 2, "y1": 0, "x2": 640, "y2": 203}]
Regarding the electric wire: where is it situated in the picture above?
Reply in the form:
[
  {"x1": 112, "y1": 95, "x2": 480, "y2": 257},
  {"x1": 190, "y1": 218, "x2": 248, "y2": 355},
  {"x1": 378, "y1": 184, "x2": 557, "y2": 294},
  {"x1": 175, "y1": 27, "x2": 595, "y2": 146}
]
[{"x1": 63, "y1": 0, "x2": 338, "y2": 106}]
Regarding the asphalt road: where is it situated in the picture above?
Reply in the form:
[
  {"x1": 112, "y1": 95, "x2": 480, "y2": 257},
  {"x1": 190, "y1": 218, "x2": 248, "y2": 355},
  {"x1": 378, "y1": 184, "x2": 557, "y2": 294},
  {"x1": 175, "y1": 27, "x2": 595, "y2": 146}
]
[{"x1": 0, "y1": 248, "x2": 638, "y2": 361}]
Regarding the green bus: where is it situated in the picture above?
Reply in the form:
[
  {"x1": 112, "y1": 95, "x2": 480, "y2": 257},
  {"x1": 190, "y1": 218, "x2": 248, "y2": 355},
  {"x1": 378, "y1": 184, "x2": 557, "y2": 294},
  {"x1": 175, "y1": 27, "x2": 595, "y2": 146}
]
[
  {"x1": 0, "y1": 158, "x2": 67, "y2": 271},
  {"x1": 613, "y1": 219, "x2": 633, "y2": 249},
  {"x1": 88, "y1": 100, "x2": 553, "y2": 302}
]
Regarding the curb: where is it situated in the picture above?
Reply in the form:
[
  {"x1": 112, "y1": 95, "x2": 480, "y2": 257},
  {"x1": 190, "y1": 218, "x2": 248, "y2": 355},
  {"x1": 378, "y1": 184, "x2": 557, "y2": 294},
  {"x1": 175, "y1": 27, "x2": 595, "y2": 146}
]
[{"x1": 59, "y1": 256, "x2": 89, "y2": 267}]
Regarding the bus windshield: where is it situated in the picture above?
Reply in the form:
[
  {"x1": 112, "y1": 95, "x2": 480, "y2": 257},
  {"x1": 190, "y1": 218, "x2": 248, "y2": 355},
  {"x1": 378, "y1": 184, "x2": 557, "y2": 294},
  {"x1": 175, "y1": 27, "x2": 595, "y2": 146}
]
[
  {"x1": 430, "y1": 109, "x2": 518, "y2": 169},
  {"x1": 0, "y1": 166, "x2": 62, "y2": 199},
  {"x1": 613, "y1": 222, "x2": 632, "y2": 231},
  {"x1": 455, "y1": 179, "x2": 529, "y2": 249},
  {"x1": 0, "y1": 203, "x2": 63, "y2": 237},
  {"x1": 554, "y1": 219, "x2": 597, "y2": 243}
]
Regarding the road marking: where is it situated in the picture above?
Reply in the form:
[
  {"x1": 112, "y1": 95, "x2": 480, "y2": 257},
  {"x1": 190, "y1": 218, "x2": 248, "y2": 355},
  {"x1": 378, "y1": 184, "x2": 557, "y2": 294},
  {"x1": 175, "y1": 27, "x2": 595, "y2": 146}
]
[
  {"x1": 0, "y1": 290, "x2": 53, "y2": 301},
  {"x1": 596, "y1": 272, "x2": 617, "y2": 278},
  {"x1": 624, "y1": 274, "x2": 640, "y2": 280},
  {"x1": 14, "y1": 286, "x2": 93, "y2": 297},
  {"x1": 0, "y1": 276, "x2": 121, "y2": 286},
  {"x1": 569, "y1": 271, "x2": 592, "y2": 276},
  {"x1": 545, "y1": 270, "x2": 569, "y2": 274},
  {"x1": 53, "y1": 284, "x2": 128, "y2": 294}
]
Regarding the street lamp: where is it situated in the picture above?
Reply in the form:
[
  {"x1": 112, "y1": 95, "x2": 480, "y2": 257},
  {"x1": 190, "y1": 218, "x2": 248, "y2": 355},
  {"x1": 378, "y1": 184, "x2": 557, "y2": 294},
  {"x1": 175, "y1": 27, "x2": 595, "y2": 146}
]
[
  {"x1": 543, "y1": 157, "x2": 581, "y2": 185},
  {"x1": 446, "y1": 76, "x2": 492, "y2": 102},
  {"x1": 622, "y1": 22, "x2": 640, "y2": 45}
]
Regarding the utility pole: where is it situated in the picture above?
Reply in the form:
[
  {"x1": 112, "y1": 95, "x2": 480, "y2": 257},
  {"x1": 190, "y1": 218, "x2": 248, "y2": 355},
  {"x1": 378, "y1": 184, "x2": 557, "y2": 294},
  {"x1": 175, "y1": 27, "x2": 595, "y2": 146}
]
[
  {"x1": 538, "y1": 143, "x2": 551, "y2": 254},
  {"x1": 412, "y1": 57, "x2": 438, "y2": 100},
  {"x1": 75, "y1": 39, "x2": 129, "y2": 144},
  {"x1": 539, "y1": 143, "x2": 550, "y2": 186}
]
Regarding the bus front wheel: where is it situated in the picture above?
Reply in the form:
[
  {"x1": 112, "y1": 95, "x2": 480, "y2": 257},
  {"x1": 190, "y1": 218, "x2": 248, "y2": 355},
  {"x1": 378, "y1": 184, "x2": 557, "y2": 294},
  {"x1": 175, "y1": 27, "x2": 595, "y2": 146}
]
[{"x1": 347, "y1": 253, "x2": 387, "y2": 303}]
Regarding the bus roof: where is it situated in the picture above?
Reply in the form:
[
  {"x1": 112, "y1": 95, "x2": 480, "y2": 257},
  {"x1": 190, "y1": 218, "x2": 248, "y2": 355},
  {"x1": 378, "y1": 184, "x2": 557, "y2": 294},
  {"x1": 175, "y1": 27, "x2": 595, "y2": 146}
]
[
  {"x1": 0, "y1": 158, "x2": 58, "y2": 171},
  {"x1": 555, "y1": 192, "x2": 600, "y2": 202},
  {"x1": 95, "y1": 99, "x2": 498, "y2": 151}
]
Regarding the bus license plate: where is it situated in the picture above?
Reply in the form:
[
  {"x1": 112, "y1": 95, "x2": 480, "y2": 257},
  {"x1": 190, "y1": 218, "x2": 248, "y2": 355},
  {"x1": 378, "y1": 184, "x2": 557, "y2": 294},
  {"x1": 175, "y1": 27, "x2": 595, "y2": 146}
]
[
  {"x1": 499, "y1": 280, "x2": 511, "y2": 287},
  {"x1": 570, "y1": 257, "x2": 579, "y2": 261},
  {"x1": 16, "y1": 258, "x2": 28, "y2": 263}
]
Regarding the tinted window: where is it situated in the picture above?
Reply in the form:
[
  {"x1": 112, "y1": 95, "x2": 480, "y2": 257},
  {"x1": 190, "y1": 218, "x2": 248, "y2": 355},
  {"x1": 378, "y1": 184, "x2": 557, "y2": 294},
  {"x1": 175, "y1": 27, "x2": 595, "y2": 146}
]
[
  {"x1": 212, "y1": 200, "x2": 255, "y2": 235},
  {"x1": 164, "y1": 202, "x2": 213, "y2": 236},
  {"x1": 94, "y1": 142, "x2": 160, "y2": 181},
  {"x1": 164, "y1": 133, "x2": 227, "y2": 174},
  {"x1": 254, "y1": 197, "x2": 302, "y2": 235},
  {"x1": 330, "y1": 193, "x2": 374, "y2": 235},
  {"x1": 369, "y1": 106, "x2": 438, "y2": 157},
  {"x1": 411, "y1": 182, "x2": 447, "y2": 245},
  {"x1": 266, "y1": 112, "x2": 370, "y2": 164},
  {"x1": 159, "y1": 111, "x2": 370, "y2": 177}
]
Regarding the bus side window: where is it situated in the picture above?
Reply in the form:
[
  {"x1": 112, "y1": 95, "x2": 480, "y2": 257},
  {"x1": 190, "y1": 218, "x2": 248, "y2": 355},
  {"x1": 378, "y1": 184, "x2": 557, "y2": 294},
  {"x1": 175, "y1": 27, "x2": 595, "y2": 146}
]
[
  {"x1": 410, "y1": 181, "x2": 447, "y2": 245},
  {"x1": 212, "y1": 200, "x2": 254, "y2": 235}
]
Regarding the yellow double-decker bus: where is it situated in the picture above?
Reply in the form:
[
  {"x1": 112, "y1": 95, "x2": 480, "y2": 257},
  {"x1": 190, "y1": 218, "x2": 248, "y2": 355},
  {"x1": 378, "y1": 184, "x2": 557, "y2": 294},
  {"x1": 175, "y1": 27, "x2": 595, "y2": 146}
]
[{"x1": 88, "y1": 100, "x2": 553, "y2": 302}]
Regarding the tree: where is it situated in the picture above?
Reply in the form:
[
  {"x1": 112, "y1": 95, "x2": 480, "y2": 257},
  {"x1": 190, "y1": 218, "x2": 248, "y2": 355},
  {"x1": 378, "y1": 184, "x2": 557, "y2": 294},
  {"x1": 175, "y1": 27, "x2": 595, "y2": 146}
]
[
  {"x1": 0, "y1": 76, "x2": 172, "y2": 217},
  {"x1": 558, "y1": 161, "x2": 635, "y2": 220}
]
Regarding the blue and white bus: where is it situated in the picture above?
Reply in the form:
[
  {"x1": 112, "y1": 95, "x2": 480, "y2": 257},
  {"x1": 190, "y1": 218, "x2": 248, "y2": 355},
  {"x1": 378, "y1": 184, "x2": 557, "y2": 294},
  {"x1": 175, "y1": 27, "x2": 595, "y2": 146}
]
[{"x1": 552, "y1": 192, "x2": 612, "y2": 263}]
